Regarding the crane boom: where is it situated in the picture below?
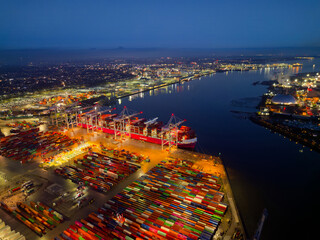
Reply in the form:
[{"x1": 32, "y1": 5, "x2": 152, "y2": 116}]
[
  {"x1": 114, "y1": 107, "x2": 141, "y2": 121},
  {"x1": 97, "y1": 108, "x2": 114, "y2": 115},
  {"x1": 126, "y1": 112, "x2": 141, "y2": 120},
  {"x1": 160, "y1": 115, "x2": 185, "y2": 134},
  {"x1": 145, "y1": 117, "x2": 158, "y2": 126}
]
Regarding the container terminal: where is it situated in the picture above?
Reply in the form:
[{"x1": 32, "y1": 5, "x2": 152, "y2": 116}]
[{"x1": 0, "y1": 106, "x2": 247, "y2": 240}]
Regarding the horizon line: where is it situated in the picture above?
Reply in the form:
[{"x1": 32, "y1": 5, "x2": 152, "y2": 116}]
[{"x1": 1, "y1": 46, "x2": 320, "y2": 51}]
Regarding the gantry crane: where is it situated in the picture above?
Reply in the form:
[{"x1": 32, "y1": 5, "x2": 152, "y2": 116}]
[
  {"x1": 84, "y1": 108, "x2": 114, "y2": 133},
  {"x1": 142, "y1": 117, "x2": 158, "y2": 136},
  {"x1": 76, "y1": 105, "x2": 115, "y2": 133},
  {"x1": 113, "y1": 106, "x2": 142, "y2": 140},
  {"x1": 50, "y1": 103, "x2": 70, "y2": 127},
  {"x1": 56, "y1": 103, "x2": 97, "y2": 130},
  {"x1": 65, "y1": 105, "x2": 94, "y2": 130},
  {"x1": 160, "y1": 114, "x2": 185, "y2": 151},
  {"x1": 63, "y1": 104, "x2": 86, "y2": 129}
]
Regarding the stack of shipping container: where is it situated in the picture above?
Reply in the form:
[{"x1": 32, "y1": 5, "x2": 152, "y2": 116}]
[
  {"x1": 54, "y1": 152, "x2": 140, "y2": 192},
  {"x1": 56, "y1": 162, "x2": 227, "y2": 240},
  {"x1": 0, "y1": 129, "x2": 78, "y2": 163},
  {"x1": 0, "y1": 201, "x2": 64, "y2": 237},
  {"x1": 101, "y1": 148, "x2": 146, "y2": 165}
]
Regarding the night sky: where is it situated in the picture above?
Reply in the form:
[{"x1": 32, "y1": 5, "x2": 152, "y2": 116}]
[{"x1": 1, "y1": 0, "x2": 320, "y2": 49}]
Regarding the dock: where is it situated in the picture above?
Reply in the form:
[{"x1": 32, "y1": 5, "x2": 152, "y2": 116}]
[
  {"x1": 65, "y1": 127, "x2": 248, "y2": 239},
  {"x1": 0, "y1": 125, "x2": 247, "y2": 239}
]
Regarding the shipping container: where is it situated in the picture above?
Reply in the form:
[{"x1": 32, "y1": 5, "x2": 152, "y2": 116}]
[{"x1": 58, "y1": 163, "x2": 227, "y2": 239}]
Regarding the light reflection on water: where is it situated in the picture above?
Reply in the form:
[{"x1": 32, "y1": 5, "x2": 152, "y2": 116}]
[
  {"x1": 116, "y1": 63, "x2": 317, "y2": 104},
  {"x1": 113, "y1": 59, "x2": 320, "y2": 240}
]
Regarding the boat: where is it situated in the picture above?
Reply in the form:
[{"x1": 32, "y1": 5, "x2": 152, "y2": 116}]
[{"x1": 77, "y1": 108, "x2": 197, "y2": 149}]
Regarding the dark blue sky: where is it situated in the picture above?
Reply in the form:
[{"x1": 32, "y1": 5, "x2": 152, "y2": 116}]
[{"x1": 1, "y1": 0, "x2": 319, "y2": 49}]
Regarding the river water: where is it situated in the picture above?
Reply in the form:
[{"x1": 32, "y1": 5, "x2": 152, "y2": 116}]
[{"x1": 114, "y1": 59, "x2": 320, "y2": 239}]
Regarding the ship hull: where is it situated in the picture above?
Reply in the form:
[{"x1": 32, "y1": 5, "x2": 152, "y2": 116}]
[
  {"x1": 78, "y1": 123, "x2": 196, "y2": 149},
  {"x1": 177, "y1": 142, "x2": 197, "y2": 149}
]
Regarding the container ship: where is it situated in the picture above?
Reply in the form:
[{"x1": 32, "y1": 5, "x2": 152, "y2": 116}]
[{"x1": 77, "y1": 107, "x2": 197, "y2": 149}]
